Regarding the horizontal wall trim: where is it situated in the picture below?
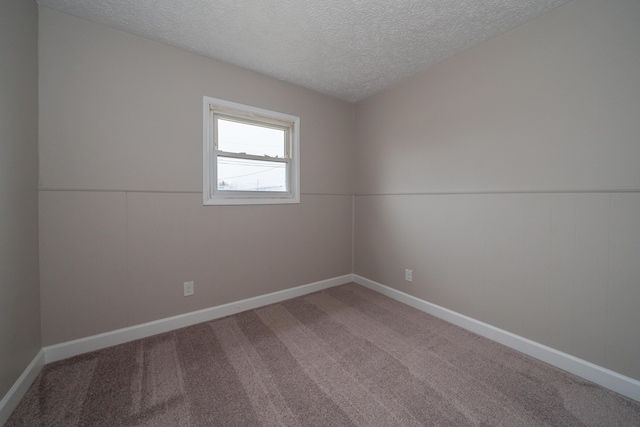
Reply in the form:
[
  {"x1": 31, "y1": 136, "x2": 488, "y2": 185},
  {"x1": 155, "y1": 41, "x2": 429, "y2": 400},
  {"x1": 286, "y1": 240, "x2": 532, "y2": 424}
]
[
  {"x1": 43, "y1": 274, "x2": 353, "y2": 364},
  {"x1": 353, "y1": 275, "x2": 640, "y2": 403},
  {"x1": 44, "y1": 186, "x2": 640, "y2": 197},
  {"x1": 38, "y1": 187, "x2": 351, "y2": 196},
  {"x1": 0, "y1": 349, "x2": 45, "y2": 426},
  {"x1": 39, "y1": 187, "x2": 201, "y2": 194},
  {"x1": 356, "y1": 187, "x2": 640, "y2": 196},
  {"x1": 302, "y1": 193, "x2": 353, "y2": 196}
]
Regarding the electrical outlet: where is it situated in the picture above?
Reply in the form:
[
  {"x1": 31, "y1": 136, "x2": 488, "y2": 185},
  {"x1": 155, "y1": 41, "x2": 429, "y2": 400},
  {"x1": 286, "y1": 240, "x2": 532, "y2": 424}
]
[
  {"x1": 405, "y1": 269, "x2": 413, "y2": 282},
  {"x1": 184, "y1": 281, "x2": 194, "y2": 296}
]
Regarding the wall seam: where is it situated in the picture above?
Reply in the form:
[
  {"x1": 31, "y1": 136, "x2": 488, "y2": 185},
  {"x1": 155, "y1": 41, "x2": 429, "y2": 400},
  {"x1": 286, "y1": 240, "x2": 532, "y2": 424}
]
[
  {"x1": 605, "y1": 193, "x2": 612, "y2": 367},
  {"x1": 351, "y1": 102, "x2": 356, "y2": 275},
  {"x1": 38, "y1": 188, "x2": 351, "y2": 196}
]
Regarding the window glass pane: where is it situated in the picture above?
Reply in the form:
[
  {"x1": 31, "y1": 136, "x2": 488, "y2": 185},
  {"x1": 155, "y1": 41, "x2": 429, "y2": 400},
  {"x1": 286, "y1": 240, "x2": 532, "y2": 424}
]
[
  {"x1": 217, "y1": 157, "x2": 287, "y2": 192},
  {"x1": 217, "y1": 118, "x2": 286, "y2": 158}
]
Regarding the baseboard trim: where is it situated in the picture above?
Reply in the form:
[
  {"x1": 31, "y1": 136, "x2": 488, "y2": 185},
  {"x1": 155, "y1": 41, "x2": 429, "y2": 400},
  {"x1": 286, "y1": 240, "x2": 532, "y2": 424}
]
[
  {"x1": 44, "y1": 274, "x2": 354, "y2": 364},
  {"x1": 0, "y1": 349, "x2": 45, "y2": 425},
  {"x1": 353, "y1": 274, "x2": 640, "y2": 403}
]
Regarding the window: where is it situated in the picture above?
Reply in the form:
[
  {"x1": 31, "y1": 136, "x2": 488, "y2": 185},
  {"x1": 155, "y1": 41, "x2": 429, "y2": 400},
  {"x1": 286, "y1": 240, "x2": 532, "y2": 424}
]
[{"x1": 203, "y1": 97, "x2": 300, "y2": 205}]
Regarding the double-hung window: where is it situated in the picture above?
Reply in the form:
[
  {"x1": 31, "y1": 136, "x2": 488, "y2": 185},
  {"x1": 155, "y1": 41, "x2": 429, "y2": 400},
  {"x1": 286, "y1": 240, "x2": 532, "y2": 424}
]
[{"x1": 203, "y1": 97, "x2": 300, "y2": 205}]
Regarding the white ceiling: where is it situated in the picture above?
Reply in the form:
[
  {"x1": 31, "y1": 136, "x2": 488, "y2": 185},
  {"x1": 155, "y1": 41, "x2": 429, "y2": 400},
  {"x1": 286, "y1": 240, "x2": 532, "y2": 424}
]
[{"x1": 37, "y1": 0, "x2": 571, "y2": 102}]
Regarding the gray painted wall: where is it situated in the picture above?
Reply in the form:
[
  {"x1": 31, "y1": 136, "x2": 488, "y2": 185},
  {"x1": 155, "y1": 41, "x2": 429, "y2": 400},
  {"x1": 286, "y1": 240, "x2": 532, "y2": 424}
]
[
  {"x1": 0, "y1": 0, "x2": 41, "y2": 399},
  {"x1": 354, "y1": 0, "x2": 640, "y2": 380},
  {"x1": 38, "y1": 7, "x2": 354, "y2": 346}
]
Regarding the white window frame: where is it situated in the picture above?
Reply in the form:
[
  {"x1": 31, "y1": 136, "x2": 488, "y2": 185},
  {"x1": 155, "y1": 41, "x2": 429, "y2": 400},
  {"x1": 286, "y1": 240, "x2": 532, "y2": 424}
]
[{"x1": 203, "y1": 96, "x2": 300, "y2": 205}]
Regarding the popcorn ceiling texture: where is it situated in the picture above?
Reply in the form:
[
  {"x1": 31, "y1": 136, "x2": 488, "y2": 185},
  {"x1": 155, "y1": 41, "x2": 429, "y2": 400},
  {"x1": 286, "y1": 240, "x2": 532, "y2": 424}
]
[{"x1": 37, "y1": 0, "x2": 570, "y2": 102}]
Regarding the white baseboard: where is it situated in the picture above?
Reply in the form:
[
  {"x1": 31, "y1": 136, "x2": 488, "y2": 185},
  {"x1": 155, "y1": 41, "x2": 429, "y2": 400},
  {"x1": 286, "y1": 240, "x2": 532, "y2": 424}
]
[
  {"x1": 353, "y1": 274, "x2": 640, "y2": 403},
  {"x1": 16, "y1": 273, "x2": 637, "y2": 418},
  {"x1": 0, "y1": 349, "x2": 45, "y2": 425},
  {"x1": 44, "y1": 274, "x2": 354, "y2": 364}
]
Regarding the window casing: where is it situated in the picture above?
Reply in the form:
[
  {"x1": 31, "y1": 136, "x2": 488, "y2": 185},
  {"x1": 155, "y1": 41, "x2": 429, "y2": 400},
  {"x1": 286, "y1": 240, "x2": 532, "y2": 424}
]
[{"x1": 203, "y1": 97, "x2": 300, "y2": 205}]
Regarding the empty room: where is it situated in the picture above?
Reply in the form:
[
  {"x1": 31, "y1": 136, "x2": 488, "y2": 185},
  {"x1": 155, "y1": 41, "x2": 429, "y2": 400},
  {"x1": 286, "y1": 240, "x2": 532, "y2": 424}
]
[{"x1": 2, "y1": 0, "x2": 640, "y2": 425}]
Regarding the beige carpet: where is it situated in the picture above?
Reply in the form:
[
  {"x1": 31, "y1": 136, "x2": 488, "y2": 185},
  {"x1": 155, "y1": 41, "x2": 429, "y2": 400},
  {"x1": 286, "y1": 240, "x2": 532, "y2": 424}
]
[{"x1": 7, "y1": 283, "x2": 640, "y2": 426}]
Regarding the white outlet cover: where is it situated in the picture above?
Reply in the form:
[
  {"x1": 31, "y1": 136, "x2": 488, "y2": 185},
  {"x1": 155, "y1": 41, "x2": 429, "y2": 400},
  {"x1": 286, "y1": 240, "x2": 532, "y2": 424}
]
[
  {"x1": 405, "y1": 269, "x2": 413, "y2": 282},
  {"x1": 184, "y1": 281, "x2": 194, "y2": 296}
]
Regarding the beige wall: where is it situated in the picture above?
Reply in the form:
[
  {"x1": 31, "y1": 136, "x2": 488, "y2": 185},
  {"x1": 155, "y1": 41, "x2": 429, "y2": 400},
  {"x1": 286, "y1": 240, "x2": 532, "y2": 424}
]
[
  {"x1": 0, "y1": 0, "x2": 41, "y2": 399},
  {"x1": 38, "y1": 7, "x2": 354, "y2": 346},
  {"x1": 354, "y1": 0, "x2": 640, "y2": 380},
  {"x1": 32, "y1": 0, "x2": 640, "y2": 385}
]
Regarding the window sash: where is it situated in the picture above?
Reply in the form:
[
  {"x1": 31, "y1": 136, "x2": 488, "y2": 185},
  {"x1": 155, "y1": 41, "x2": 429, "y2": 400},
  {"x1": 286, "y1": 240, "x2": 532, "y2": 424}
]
[
  {"x1": 214, "y1": 113, "x2": 291, "y2": 159},
  {"x1": 215, "y1": 154, "x2": 291, "y2": 193},
  {"x1": 212, "y1": 115, "x2": 293, "y2": 197}
]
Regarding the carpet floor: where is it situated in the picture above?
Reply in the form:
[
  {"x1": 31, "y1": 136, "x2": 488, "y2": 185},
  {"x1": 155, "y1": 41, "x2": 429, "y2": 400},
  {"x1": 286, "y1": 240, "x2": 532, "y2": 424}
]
[{"x1": 7, "y1": 283, "x2": 640, "y2": 426}]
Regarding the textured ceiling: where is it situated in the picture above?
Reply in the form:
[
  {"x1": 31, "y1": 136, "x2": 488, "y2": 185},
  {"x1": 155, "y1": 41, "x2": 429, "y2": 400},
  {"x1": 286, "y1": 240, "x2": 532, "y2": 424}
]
[{"x1": 37, "y1": 0, "x2": 571, "y2": 102}]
